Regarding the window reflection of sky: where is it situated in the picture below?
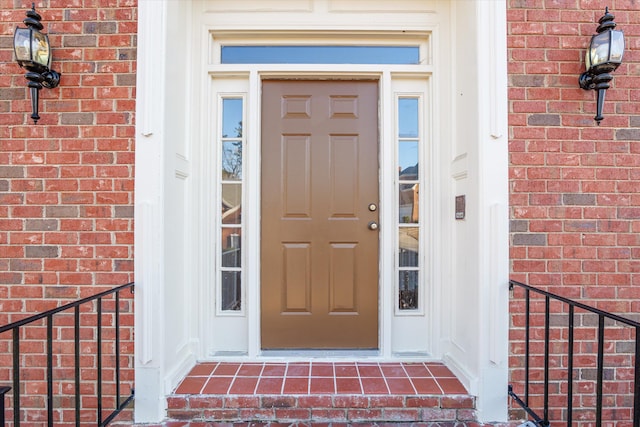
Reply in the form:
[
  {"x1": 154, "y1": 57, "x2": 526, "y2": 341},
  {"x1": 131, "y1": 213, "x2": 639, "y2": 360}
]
[
  {"x1": 221, "y1": 46, "x2": 420, "y2": 64},
  {"x1": 398, "y1": 98, "x2": 418, "y2": 138},
  {"x1": 398, "y1": 98, "x2": 419, "y2": 175},
  {"x1": 222, "y1": 98, "x2": 243, "y2": 138}
]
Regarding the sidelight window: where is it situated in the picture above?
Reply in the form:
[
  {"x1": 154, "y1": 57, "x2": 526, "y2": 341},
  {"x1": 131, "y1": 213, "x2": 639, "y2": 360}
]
[
  {"x1": 397, "y1": 97, "x2": 420, "y2": 311},
  {"x1": 219, "y1": 97, "x2": 244, "y2": 312}
]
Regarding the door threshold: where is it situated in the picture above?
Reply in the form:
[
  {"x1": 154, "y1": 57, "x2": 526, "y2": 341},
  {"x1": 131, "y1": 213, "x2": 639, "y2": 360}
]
[{"x1": 260, "y1": 349, "x2": 380, "y2": 359}]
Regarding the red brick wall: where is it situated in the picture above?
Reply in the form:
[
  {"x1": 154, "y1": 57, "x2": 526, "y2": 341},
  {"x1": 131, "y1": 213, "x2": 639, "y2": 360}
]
[
  {"x1": 0, "y1": 0, "x2": 135, "y2": 317},
  {"x1": 0, "y1": 1, "x2": 136, "y2": 424},
  {"x1": 508, "y1": 1, "x2": 640, "y2": 424}
]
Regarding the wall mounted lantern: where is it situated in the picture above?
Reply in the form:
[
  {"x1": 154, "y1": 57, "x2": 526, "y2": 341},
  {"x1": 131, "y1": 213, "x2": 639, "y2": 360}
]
[
  {"x1": 13, "y1": 3, "x2": 60, "y2": 124},
  {"x1": 579, "y1": 7, "x2": 625, "y2": 125}
]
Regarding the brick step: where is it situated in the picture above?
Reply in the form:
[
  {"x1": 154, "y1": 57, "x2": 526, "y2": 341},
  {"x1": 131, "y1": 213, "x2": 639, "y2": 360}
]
[{"x1": 164, "y1": 394, "x2": 477, "y2": 424}]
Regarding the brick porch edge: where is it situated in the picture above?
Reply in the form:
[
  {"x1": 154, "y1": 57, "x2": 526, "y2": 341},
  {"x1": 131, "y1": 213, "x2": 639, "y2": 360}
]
[{"x1": 163, "y1": 394, "x2": 477, "y2": 424}]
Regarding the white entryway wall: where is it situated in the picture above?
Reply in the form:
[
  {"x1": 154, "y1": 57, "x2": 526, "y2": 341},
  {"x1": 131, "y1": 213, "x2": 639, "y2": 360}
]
[{"x1": 134, "y1": 0, "x2": 508, "y2": 423}]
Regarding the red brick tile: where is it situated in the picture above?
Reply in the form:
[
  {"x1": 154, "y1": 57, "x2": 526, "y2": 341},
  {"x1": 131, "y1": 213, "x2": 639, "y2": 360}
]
[
  {"x1": 360, "y1": 377, "x2": 389, "y2": 394},
  {"x1": 422, "y1": 408, "x2": 457, "y2": 421},
  {"x1": 286, "y1": 363, "x2": 310, "y2": 376},
  {"x1": 310, "y1": 377, "x2": 335, "y2": 393},
  {"x1": 261, "y1": 396, "x2": 296, "y2": 408},
  {"x1": 256, "y1": 377, "x2": 284, "y2": 394},
  {"x1": 383, "y1": 408, "x2": 421, "y2": 421},
  {"x1": 212, "y1": 363, "x2": 240, "y2": 376},
  {"x1": 403, "y1": 363, "x2": 431, "y2": 377},
  {"x1": 426, "y1": 364, "x2": 456, "y2": 378},
  {"x1": 406, "y1": 396, "x2": 440, "y2": 407},
  {"x1": 457, "y1": 408, "x2": 479, "y2": 421},
  {"x1": 310, "y1": 408, "x2": 348, "y2": 422},
  {"x1": 237, "y1": 363, "x2": 264, "y2": 376},
  {"x1": 224, "y1": 396, "x2": 260, "y2": 408},
  {"x1": 188, "y1": 362, "x2": 218, "y2": 376},
  {"x1": 441, "y1": 395, "x2": 475, "y2": 408},
  {"x1": 174, "y1": 377, "x2": 207, "y2": 394},
  {"x1": 166, "y1": 396, "x2": 187, "y2": 409},
  {"x1": 282, "y1": 377, "x2": 309, "y2": 394},
  {"x1": 274, "y1": 408, "x2": 311, "y2": 420},
  {"x1": 334, "y1": 364, "x2": 358, "y2": 377},
  {"x1": 298, "y1": 395, "x2": 333, "y2": 408},
  {"x1": 368, "y1": 395, "x2": 404, "y2": 408},
  {"x1": 410, "y1": 377, "x2": 441, "y2": 394},
  {"x1": 336, "y1": 377, "x2": 362, "y2": 394},
  {"x1": 166, "y1": 409, "x2": 201, "y2": 419},
  {"x1": 229, "y1": 377, "x2": 259, "y2": 394},
  {"x1": 333, "y1": 395, "x2": 368, "y2": 408},
  {"x1": 189, "y1": 396, "x2": 224, "y2": 409},
  {"x1": 237, "y1": 408, "x2": 275, "y2": 420},
  {"x1": 311, "y1": 363, "x2": 334, "y2": 377},
  {"x1": 202, "y1": 377, "x2": 233, "y2": 394},
  {"x1": 386, "y1": 378, "x2": 416, "y2": 394},
  {"x1": 437, "y1": 378, "x2": 468, "y2": 394},
  {"x1": 262, "y1": 364, "x2": 287, "y2": 376},
  {"x1": 380, "y1": 364, "x2": 407, "y2": 377},
  {"x1": 348, "y1": 408, "x2": 384, "y2": 422},
  {"x1": 357, "y1": 364, "x2": 383, "y2": 377}
]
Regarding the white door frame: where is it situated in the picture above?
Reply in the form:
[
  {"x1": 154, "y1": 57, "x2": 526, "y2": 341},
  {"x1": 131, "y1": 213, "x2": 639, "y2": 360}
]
[{"x1": 205, "y1": 68, "x2": 436, "y2": 359}]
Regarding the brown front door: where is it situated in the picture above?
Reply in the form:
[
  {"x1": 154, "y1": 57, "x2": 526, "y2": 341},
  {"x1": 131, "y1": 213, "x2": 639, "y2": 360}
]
[{"x1": 261, "y1": 80, "x2": 379, "y2": 349}]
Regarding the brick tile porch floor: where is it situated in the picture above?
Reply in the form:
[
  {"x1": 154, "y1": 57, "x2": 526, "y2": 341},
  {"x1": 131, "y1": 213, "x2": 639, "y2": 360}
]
[{"x1": 161, "y1": 361, "x2": 479, "y2": 425}]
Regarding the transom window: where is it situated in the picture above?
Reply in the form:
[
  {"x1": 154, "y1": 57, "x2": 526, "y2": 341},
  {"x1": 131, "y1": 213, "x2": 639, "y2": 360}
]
[{"x1": 220, "y1": 45, "x2": 421, "y2": 64}]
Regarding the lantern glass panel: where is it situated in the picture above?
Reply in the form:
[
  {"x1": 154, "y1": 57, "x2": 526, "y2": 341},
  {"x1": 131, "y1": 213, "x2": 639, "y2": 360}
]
[
  {"x1": 610, "y1": 30, "x2": 624, "y2": 63},
  {"x1": 588, "y1": 31, "x2": 612, "y2": 68},
  {"x1": 31, "y1": 31, "x2": 50, "y2": 67},
  {"x1": 14, "y1": 28, "x2": 31, "y2": 62}
]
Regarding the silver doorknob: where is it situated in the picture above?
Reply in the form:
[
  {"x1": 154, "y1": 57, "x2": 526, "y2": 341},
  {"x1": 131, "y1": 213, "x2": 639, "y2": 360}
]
[{"x1": 368, "y1": 221, "x2": 378, "y2": 230}]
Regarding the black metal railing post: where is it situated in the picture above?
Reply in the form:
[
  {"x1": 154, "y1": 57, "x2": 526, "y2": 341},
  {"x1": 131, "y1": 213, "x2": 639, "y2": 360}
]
[
  {"x1": 75, "y1": 305, "x2": 81, "y2": 427},
  {"x1": 0, "y1": 386, "x2": 10, "y2": 426},
  {"x1": 543, "y1": 295, "x2": 550, "y2": 425},
  {"x1": 47, "y1": 314, "x2": 53, "y2": 427},
  {"x1": 525, "y1": 288, "x2": 530, "y2": 407},
  {"x1": 567, "y1": 305, "x2": 574, "y2": 427},
  {"x1": 596, "y1": 314, "x2": 605, "y2": 427},
  {"x1": 12, "y1": 327, "x2": 19, "y2": 427},
  {"x1": 115, "y1": 291, "x2": 121, "y2": 407},
  {"x1": 635, "y1": 326, "x2": 640, "y2": 427},
  {"x1": 97, "y1": 296, "x2": 103, "y2": 425}
]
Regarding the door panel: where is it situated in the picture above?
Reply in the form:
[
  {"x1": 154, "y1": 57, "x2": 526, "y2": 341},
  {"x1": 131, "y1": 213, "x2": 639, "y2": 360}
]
[{"x1": 261, "y1": 80, "x2": 379, "y2": 349}]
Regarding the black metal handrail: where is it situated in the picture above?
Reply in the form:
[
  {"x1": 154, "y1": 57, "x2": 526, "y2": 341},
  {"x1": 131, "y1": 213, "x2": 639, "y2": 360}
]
[
  {"x1": 509, "y1": 279, "x2": 640, "y2": 427},
  {"x1": 0, "y1": 282, "x2": 135, "y2": 427}
]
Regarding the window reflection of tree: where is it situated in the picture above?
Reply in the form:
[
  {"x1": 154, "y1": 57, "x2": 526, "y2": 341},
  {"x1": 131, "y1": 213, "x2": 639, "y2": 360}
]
[
  {"x1": 398, "y1": 162, "x2": 419, "y2": 310},
  {"x1": 222, "y1": 121, "x2": 243, "y2": 180},
  {"x1": 398, "y1": 163, "x2": 418, "y2": 223},
  {"x1": 221, "y1": 120, "x2": 243, "y2": 311},
  {"x1": 399, "y1": 271, "x2": 417, "y2": 310}
]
